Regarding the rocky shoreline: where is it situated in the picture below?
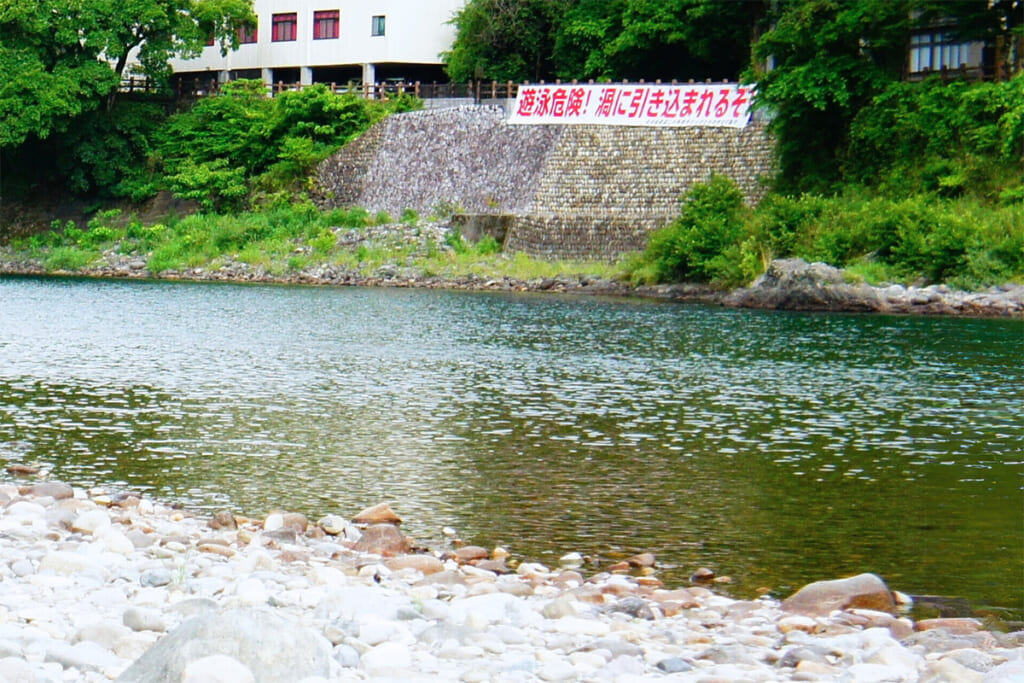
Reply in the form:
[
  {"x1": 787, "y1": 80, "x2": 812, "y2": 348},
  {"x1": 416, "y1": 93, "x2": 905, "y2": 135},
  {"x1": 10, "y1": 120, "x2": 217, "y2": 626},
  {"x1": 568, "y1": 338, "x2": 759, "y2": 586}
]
[
  {"x1": 0, "y1": 478, "x2": 1021, "y2": 682},
  {"x1": 1, "y1": 221, "x2": 1021, "y2": 318}
]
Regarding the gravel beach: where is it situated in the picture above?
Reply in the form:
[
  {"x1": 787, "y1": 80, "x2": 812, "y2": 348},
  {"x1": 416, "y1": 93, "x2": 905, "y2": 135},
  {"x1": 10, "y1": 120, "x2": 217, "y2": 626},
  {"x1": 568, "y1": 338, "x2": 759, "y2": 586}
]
[{"x1": 0, "y1": 479, "x2": 1021, "y2": 682}]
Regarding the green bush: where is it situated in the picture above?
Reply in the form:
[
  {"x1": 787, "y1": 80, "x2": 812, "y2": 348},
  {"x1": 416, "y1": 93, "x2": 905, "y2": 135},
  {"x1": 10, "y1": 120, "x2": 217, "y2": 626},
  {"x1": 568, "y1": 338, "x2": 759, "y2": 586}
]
[
  {"x1": 164, "y1": 158, "x2": 249, "y2": 213},
  {"x1": 847, "y1": 75, "x2": 1024, "y2": 199},
  {"x1": 445, "y1": 229, "x2": 468, "y2": 254},
  {"x1": 310, "y1": 229, "x2": 337, "y2": 254},
  {"x1": 475, "y1": 235, "x2": 502, "y2": 255},
  {"x1": 155, "y1": 81, "x2": 422, "y2": 212},
  {"x1": 44, "y1": 247, "x2": 96, "y2": 271},
  {"x1": 630, "y1": 174, "x2": 749, "y2": 285},
  {"x1": 401, "y1": 208, "x2": 419, "y2": 225}
]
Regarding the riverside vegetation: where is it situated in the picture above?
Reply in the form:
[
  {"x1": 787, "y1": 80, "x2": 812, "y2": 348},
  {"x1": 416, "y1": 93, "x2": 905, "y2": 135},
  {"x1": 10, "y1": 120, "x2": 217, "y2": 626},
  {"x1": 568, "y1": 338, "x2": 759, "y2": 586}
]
[
  {"x1": 0, "y1": 75, "x2": 1021, "y2": 296},
  {"x1": 2, "y1": 1, "x2": 1023, "y2": 296}
]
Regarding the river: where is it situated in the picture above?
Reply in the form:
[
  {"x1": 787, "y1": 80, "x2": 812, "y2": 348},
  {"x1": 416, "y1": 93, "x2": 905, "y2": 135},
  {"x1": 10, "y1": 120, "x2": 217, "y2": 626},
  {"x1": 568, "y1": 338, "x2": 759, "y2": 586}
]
[{"x1": 1, "y1": 276, "x2": 1021, "y2": 618}]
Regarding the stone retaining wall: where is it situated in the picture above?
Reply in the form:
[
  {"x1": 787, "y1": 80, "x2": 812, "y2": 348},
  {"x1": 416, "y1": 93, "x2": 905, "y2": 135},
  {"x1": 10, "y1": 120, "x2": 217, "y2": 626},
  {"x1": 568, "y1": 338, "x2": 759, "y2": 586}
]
[{"x1": 314, "y1": 106, "x2": 775, "y2": 260}]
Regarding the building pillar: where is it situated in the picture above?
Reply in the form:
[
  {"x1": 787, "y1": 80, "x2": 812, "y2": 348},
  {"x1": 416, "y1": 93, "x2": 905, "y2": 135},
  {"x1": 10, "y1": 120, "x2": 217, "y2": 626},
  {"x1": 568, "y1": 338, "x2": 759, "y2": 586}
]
[
  {"x1": 301, "y1": 66, "x2": 313, "y2": 86},
  {"x1": 362, "y1": 63, "x2": 376, "y2": 86},
  {"x1": 261, "y1": 68, "x2": 273, "y2": 86}
]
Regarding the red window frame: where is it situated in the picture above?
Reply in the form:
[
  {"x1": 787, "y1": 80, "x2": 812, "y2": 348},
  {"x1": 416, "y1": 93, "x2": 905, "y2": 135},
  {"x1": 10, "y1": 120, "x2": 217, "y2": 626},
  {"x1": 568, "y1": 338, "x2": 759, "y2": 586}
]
[
  {"x1": 272, "y1": 13, "x2": 297, "y2": 42},
  {"x1": 237, "y1": 22, "x2": 258, "y2": 44},
  {"x1": 313, "y1": 10, "x2": 339, "y2": 40}
]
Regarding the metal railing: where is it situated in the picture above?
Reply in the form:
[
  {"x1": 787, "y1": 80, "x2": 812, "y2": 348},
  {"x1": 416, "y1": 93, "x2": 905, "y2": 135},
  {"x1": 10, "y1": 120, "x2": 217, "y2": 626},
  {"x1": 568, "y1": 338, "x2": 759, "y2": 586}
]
[{"x1": 161, "y1": 77, "x2": 742, "y2": 102}]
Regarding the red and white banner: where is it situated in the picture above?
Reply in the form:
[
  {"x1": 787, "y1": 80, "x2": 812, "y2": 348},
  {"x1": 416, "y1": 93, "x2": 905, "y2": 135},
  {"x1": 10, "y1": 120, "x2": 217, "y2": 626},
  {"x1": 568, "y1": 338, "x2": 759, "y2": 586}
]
[{"x1": 509, "y1": 83, "x2": 754, "y2": 128}]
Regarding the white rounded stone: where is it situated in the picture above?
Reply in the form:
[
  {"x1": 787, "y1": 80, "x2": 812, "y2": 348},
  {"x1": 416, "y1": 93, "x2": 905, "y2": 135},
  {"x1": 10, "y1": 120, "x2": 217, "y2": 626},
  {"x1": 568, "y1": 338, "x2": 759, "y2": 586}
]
[{"x1": 182, "y1": 654, "x2": 256, "y2": 683}]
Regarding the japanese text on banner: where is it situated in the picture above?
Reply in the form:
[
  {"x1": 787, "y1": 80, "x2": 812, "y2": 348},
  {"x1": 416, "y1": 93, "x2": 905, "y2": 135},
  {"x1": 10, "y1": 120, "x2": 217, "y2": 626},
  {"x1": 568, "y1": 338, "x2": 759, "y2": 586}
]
[{"x1": 508, "y1": 83, "x2": 754, "y2": 128}]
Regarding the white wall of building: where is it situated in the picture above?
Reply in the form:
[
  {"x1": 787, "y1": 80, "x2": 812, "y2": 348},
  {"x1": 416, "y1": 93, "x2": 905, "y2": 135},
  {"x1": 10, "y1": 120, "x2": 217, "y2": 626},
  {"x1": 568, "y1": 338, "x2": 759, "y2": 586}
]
[{"x1": 168, "y1": 0, "x2": 465, "y2": 83}]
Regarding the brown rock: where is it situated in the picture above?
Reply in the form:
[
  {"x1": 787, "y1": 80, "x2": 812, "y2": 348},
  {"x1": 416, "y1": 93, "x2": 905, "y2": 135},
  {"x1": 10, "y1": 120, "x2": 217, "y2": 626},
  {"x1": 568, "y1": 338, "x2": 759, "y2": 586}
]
[
  {"x1": 636, "y1": 576, "x2": 664, "y2": 588},
  {"x1": 386, "y1": 555, "x2": 445, "y2": 575},
  {"x1": 197, "y1": 536, "x2": 230, "y2": 547},
  {"x1": 198, "y1": 543, "x2": 236, "y2": 558},
  {"x1": 690, "y1": 567, "x2": 715, "y2": 583},
  {"x1": 915, "y1": 618, "x2": 983, "y2": 634},
  {"x1": 651, "y1": 589, "x2": 700, "y2": 609},
  {"x1": 601, "y1": 581, "x2": 638, "y2": 597},
  {"x1": 281, "y1": 513, "x2": 309, "y2": 533},
  {"x1": 473, "y1": 559, "x2": 511, "y2": 574},
  {"x1": 782, "y1": 573, "x2": 897, "y2": 616},
  {"x1": 28, "y1": 482, "x2": 74, "y2": 500},
  {"x1": 607, "y1": 561, "x2": 631, "y2": 573},
  {"x1": 352, "y1": 503, "x2": 401, "y2": 526},
  {"x1": 627, "y1": 552, "x2": 655, "y2": 568},
  {"x1": 352, "y1": 524, "x2": 410, "y2": 556},
  {"x1": 209, "y1": 511, "x2": 237, "y2": 530},
  {"x1": 452, "y1": 546, "x2": 489, "y2": 563},
  {"x1": 277, "y1": 550, "x2": 310, "y2": 564},
  {"x1": 6, "y1": 463, "x2": 40, "y2": 475}
]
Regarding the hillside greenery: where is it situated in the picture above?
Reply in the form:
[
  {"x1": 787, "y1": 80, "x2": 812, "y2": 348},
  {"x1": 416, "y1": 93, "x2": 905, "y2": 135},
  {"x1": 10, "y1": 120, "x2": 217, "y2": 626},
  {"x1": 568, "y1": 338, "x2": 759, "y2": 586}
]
[{"x1": 0, "y1": 0, "x2": 1021, "y2": 291}]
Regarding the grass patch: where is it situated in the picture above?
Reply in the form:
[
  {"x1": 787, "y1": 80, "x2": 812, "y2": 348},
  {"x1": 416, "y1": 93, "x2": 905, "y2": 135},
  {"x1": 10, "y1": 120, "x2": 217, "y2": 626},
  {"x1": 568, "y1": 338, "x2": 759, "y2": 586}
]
[{"x1": 44, "y1": 247, "x2": 97, "y2": 271}]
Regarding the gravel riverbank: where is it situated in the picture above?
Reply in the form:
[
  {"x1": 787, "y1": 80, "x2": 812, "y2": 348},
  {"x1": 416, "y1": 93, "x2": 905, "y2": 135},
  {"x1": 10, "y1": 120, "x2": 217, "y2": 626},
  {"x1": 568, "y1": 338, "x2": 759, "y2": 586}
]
[{"x1": 0, "y1": 479, "x2": 1021, "y2": 682}]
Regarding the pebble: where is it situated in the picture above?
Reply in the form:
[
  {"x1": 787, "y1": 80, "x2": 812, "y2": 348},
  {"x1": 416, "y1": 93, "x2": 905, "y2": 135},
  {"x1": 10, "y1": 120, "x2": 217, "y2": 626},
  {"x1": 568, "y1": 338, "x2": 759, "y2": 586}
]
[{"x1": 0, "y1": 480, "x2": 1019, "y2": 682}]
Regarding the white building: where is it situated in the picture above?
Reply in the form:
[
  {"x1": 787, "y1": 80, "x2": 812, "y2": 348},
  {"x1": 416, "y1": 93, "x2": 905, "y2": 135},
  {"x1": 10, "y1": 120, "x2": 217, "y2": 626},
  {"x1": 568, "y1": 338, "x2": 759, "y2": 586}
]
[{"x1": 168, "y1": 0, "x2": 466, "y2": 89}]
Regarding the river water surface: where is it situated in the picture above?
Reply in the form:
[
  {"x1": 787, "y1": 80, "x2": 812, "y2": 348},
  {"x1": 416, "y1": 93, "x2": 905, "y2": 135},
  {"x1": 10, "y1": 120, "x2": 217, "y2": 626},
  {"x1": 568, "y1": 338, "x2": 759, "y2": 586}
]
[{"x1": 1, "y1": 276, "x2": 1021, "y2": 617}]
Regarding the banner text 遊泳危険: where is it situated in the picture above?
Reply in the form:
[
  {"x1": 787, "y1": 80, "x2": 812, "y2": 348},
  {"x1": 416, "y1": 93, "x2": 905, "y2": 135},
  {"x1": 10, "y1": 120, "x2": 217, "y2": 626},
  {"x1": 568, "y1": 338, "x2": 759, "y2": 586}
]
[{"x1": 508, "y1": 83, "x2": 754, "y2": 128}]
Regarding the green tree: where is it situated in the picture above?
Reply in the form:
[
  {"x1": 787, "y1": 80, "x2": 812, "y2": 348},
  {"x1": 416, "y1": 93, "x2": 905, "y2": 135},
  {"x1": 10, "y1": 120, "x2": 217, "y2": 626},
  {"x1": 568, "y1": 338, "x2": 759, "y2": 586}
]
[
  {"x1": 0, "y1": 0, "x2": 253, "y2": 149},
  {"x1": 444, "y1": 0, "x2": 563, "y2": 82},
  {"x1": 100, "y1": 0, "x2": 254, "y2": 107},
  {"x1": 154, "y1": 81, "x2": 423, "y2": 210},
  {"x1": 559, "y1": 0, "x2": 764, "y2": 82},
  {"x1": 749, "y1": 0, "x2": 916, "y2": 193}
]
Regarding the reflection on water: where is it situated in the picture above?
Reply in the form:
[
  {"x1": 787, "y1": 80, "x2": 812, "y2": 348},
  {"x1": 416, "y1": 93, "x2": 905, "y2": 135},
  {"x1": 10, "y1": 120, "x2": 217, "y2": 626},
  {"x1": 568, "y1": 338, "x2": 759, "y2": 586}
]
[{"x1": 1, "y1": 276, "x2": 1021, "y2": 615}]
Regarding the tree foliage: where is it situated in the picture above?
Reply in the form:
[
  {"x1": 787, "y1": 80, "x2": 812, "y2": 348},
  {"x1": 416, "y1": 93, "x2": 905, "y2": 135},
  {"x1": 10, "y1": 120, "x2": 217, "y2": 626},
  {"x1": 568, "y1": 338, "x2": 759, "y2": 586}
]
[
  {"x1": 557, "y1": 0, "x2": 763, "y2": 82},
  {"x1": 748, "y1": 0, "x2": 916, "y2": 193},
  {"x1": 445, "y1": 0, "x2": 763, "y2": 83},
  {"x1": 154, "y1": 81, "x2": 421, "y2": 210},
  {"x1": 444, "y1": 0, "x2": 562, "y2": 83},
  {"x1": 0, "y1": 0, "x2": 253, "y2": 149},
  {"x1": 848, "y1": 74, "x2": 1024, "y2": 199},
  {"x1": 750, "y1": 0, "x2": 1022, "y2": 193}
]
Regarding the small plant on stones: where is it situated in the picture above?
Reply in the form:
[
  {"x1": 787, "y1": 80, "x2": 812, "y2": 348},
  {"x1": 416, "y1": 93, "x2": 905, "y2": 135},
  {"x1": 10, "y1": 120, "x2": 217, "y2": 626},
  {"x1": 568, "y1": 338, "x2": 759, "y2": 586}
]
[{"x1": 401, "y1": 208, "x2": 419, "y2": 225}]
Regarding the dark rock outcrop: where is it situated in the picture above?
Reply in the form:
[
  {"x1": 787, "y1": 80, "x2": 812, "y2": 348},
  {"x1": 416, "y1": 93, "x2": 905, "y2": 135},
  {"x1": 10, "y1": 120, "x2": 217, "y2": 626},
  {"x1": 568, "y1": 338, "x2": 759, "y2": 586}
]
[{"x1": 726, "y1": 258, "x2": 1023, "y2": 317}]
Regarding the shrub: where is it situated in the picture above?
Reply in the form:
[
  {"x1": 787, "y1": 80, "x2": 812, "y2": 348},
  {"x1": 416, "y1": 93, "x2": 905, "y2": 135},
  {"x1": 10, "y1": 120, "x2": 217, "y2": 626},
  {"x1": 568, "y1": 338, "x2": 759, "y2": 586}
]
[
  {"x1": 45, "y1": 247, "x2": 96, "y2": 271},
  {"x1": 475, "y1": 235, "x2": 502, "y2": 255},
  {"x1": 445, "y1": 229, "x2": 468, "y2": 254},
  {"x1": 630, "y1": 174, "x2": 749, "y2": 285},
  {"x1": 310, "y1": 229, "x2": 337, "y2": 254},
  {"x1": 164, "y1": 158, "x2": 249, "y2": 213},
  {"x1": 847, "y1": 74, "x2": 1024, "y2": 199},
  {"x1": 401, "y1": 208, "x2": 419, "y2": 225}
]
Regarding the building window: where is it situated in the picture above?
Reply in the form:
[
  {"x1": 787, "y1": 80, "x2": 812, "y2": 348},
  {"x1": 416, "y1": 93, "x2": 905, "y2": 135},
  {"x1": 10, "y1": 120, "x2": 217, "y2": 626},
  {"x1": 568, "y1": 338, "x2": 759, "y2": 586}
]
[
  {"x1": 237, "y1": 22, "x2": 258, "y2": 44},
  {"x1": 910, "y1": 32, "x2": 970, "y2": 73},
  {"x1": 371, "y1": 15, "x2": 385, "y2": 37},
  {"x1": 272, "y1": 12, "x2": 297, "y2": 42},
  {"x1": 314, "y1": 10, "x2": 339, "y2": 40}
]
